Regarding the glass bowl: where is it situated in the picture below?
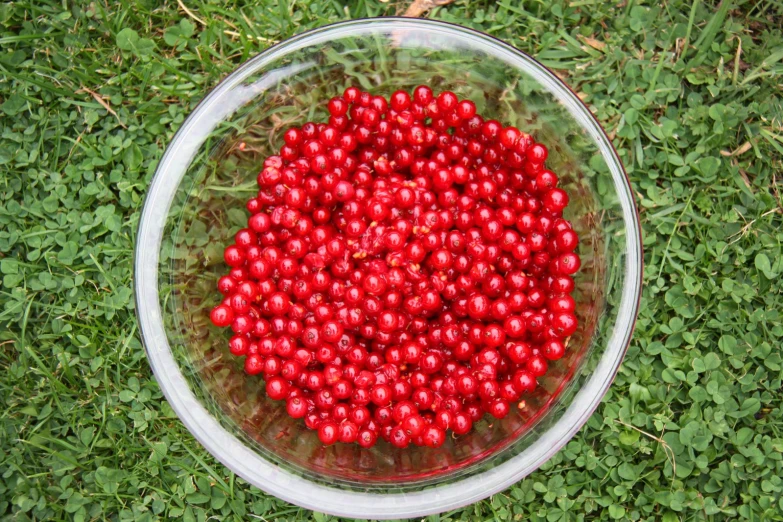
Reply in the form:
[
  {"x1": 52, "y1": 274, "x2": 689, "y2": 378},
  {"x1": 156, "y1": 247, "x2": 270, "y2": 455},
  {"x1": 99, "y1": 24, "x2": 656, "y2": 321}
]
[{"x1": 135, "y1": 18, "x2": 642, "y2": 519}]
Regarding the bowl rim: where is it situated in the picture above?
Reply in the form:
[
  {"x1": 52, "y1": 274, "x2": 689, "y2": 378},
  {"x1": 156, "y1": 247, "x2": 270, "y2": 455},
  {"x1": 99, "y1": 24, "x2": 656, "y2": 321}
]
[{"x1": 134, "y1": 16, "x2": 643, "y2": 519}]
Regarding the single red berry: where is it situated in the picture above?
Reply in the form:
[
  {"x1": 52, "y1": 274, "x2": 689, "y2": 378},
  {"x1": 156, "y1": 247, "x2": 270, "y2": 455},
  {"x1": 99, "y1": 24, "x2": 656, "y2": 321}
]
[
  {"x1": 456, "y1": 100, "x2": 476, "y2": 119},
  {"x1": 223, "y1": 245, "x2": 245, "y2": 267},
  {"x1": 338, "y1": 421, "x2": 359, "y2": 443},
  {"x1": 210, "y1": 305, "x2": 234, "y2": 327},
  {"x1": 413, "y1": 85, "x2": 433, "y2": 105},
  {"x1": 244, "y1": 354, "x2": 264, "y2": 375},
  {"x1": 265, "y1": 376, "x2": 288, "y2": 400},
  {"x1": 286, "y1": 397, "x2": 308, "y2": 418},
  {"x1": 452, "y1": 412, "x2": 472, "y2": 435},
  {"x1": 228, "y1": 335, "x2": 249, "y2": 356},
  {"x1": 527, "y1": 143, "x2": 548, "y2": 163},
  {"x1": 543, "y1": 339, "x2": 566, "y2": 360},
  {"x1": 512, "y1": 370, "x2": 536, "y2": 394},
  {"x1": 357, "y1": 429, "x2": 377, "y2": 448},
  {"x1": 436, "y1": 91, "x2": 458, "y2": 112},
  {"x1": 557, "y1": 252, "x2": 581, "y2": 275},
  {"x1": 387, "y1": 425, "x2": 409, "y2": 448},
  {"x1": 488, "y1": 399, "x2": 510, "y2": 419},
  {"x1": 527, "y1": 355, "x2": 548, "y2": 377},
  {"x1": 543, "y1": 188, "x2": 569, "y2": 212},
  {"x1": 318, "y1": 421, "x2": 339, "y2": 445},
  {"x1": 422, "y1": 426, "x2": 446, "y2": 448}
]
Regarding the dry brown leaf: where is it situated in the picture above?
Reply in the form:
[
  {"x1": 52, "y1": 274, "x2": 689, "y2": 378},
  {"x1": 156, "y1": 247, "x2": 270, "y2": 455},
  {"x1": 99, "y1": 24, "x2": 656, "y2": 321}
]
[
  {"x1": 739, "y1": 168, "x2": 753, "y2": 190},
  {"x1": 580, "y1": 35, "x2": 606, "y2": 51},
  {"x1": 720, "y1": 141, "x2": 752, "y2": 157},
  {"x1": 177, "y1": 0, "x2": 206, "y2": 26},
  {"x1": 223, "y1": 29, "x2": 275, "y2": 43},
  {"x1": 403, "y1": 0, "x2": 454, "y2": 17},
  {"x1": 77, "y1": 87, "x2": 126, "y2": 128}
]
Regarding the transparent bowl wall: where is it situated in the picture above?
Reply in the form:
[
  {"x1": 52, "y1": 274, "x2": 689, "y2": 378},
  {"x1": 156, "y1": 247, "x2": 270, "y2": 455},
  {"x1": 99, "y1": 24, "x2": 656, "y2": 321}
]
[{"x1": 135, "y1": 18, "x2": 642, "y2": 520}]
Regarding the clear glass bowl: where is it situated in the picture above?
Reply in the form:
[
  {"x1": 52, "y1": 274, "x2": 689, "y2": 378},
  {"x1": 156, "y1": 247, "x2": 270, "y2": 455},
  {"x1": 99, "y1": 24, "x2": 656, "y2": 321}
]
[{"x1": 135, "y1": 18, "x2": 642, "y2": 519}]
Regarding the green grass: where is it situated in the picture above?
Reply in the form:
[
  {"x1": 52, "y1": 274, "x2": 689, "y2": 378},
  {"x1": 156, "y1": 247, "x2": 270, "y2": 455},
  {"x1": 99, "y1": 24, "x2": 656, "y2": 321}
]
[{"x1": 1, "y1": 0, "x2": 783, "y2": 520}]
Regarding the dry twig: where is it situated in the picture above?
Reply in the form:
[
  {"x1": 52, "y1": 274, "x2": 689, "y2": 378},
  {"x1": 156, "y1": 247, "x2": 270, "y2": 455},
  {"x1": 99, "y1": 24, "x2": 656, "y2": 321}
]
[
  {"x1": 403, "y1": 0, "x2": 454, "y2": 17},
  {"x1": 77, "y1": 87, "x2": 126, "y2": 128}
]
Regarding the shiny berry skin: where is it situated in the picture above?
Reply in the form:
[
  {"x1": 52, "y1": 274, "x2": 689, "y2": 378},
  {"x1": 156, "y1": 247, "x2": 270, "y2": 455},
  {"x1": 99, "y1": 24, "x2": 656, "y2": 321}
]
[
  {"x1": 217, "y1": 276, "x2": 237, "y2": 295},
  {"x1": 390, "y1": 90, "x2": 411, "y2": 111},
  {"x1": 286, "y1": 397, "x2": 308, "y2": 418},
  {"x1": 210, "y1": 305, "x2": 234, "y2": 327},
  {"x1": 557, "y1": 252, "x2": 581, "y2": 275},
  {"x1": 212, "y1": 86, "x2": 580, "y2": 448},
  {"x1": 487, "y1": 399, "x2": 510, "y2": 419},
  {"x1": 456, "y1": 374, "x2": 478, "y2": 395},
  {"x1": 452, "y1": 412, "x2": 472, "y2": 435},
  {"x1": 527, "y1": 355, "x2": 548, "y2": 377},
  {"x1": 223, "y1": 246, "x2": 245, "y2": 267},
  {"x1": 358, "y1": 429, "x2": 377, "y2": 448},
  {"x1": 437, "y1": 91, "x2": 458, "y2": 112},
  {"x1": 413, "y1": 85, "x2": 433, "y2": 105},
  {"x1": 318, "y1": 421, "x2": 339, "y2": 445},
  {"x1": 390, "y1": 425, "x2": 411, "y2": 448},
  {"x1": 328, "y1": 97, "x2": 348, "y2": 116},
  {"x1": 370, "y1": 384, "x2": 392, "y2": 406},
  {"x1": 244, "y1": 355, "x2": 263, "y2": 375},
  {"x1": 420, "y1": 352, "x2": 443, "y2": 374},
  {"x1": 422, "y1": 425, "x2": 446, "y2": 448},
  {"x1": 513, "y1": 370, "x2": 537, "y2": 393},
  {"x1": 401, "y1": 414, "x2": 426, "y2": 437},
  {"x1": 338, "y1": 421, "x2": 359, "y2": 443},
  {"x1": 265, "y1": 376, "x2": 289, "y2": 400},
  {"x1": 467, "y1": 294, "x2": 490, "y2": 320},
  {"x1": 555, "y1": 230, "x2": 579, "y2": 252},
  {"x1": 543, "y1": 339, "x2": 566, "y2": 360},
  {"x1": 228, "y1": 335, "x2": 249, "y2": 356},
  {"x1": 552, "y1": 312, "x2": 579, "y2": 336},
  {"x1": 527, "y1": 143, "x2": 548, "y2": 163}
]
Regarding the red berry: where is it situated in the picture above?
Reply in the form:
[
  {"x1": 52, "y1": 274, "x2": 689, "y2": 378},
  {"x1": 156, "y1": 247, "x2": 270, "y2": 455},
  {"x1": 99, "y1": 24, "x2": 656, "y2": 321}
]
[
  {"x1": 214, "y1": 87, "x2": 579, "y2": 447},
  {"x1": 223, "y1": 245, "x2": 245, "y2": 267},
  {"x1": 401, "y1": 415, "x2": 426, "y2": 437},
  {"x1": 552, "y1": 312, "x2": 579, "y2": 336},
  {"x1": 527, "y1": 355, "x2": 548, "y2": 377},
  {"x1": 357, "y1": 429, "x2": 377, "y2": 448},
  {"x1": 286, "y1": 397, "x2": 308, "y2": 418},
  {"x1": 513, "y1": 370, "x2": 537, "y2": 394},
  {"x1": 527, "y1": 143, "x2": 548, "y2": 163},
  {"x1": 244, "y1": 355, "x2": 264, "y2": 375},
  {"x1": 210, "y1": 305, "x2": 234, "y2": 327},
  {"x1": 543, "y1": 339, "x2": 566, "y2": 360},
  {"x1": 228, "y1": 335, "x2": 249, "y2": 356},
  {"x1": 318, "y1": 421, "x2": 339, "y2": 445},
  {"x1": 422, "y1": 426, "x2": 446, "y2": 448},
  {"x1": 265, "y1": 376, "x2": 288, "y2": 400},
  {"x1": 328, "y1": 97, "x2": 348, "y2": 116},
  {"x1": 456, "y1": 100, "x2": 476, "y2": 119},
  {"x1": 390, "y1": 425, "x2": 411, "y2": 448},
  {"x1": 436, "y1": 91, "x2": 458, "y2": 112},
  {"x1": 488, "y1": 399, "x2": 510, "y2": 419},
  {"x1": 543, "y1": 188, "x2": 569, "y2": 212},
  {"x1": 338, "y1": 421, "x2": 359, "y2": 443},
  {"x1": 413, "y1": 85, "x2": 433, "y2": 105},
  {"x1": 557, "y1": 252, "x2": 581, "y2": 275},
  {"x1": 452, "y1": 412, "x2": 472, "y2": 434}
]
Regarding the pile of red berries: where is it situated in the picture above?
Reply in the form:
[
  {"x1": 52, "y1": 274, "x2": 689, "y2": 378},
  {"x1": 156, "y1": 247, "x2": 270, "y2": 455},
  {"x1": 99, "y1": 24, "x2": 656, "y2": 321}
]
[{"x1": 210, "y1": 86, "x2": 580, "y2": 449}]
